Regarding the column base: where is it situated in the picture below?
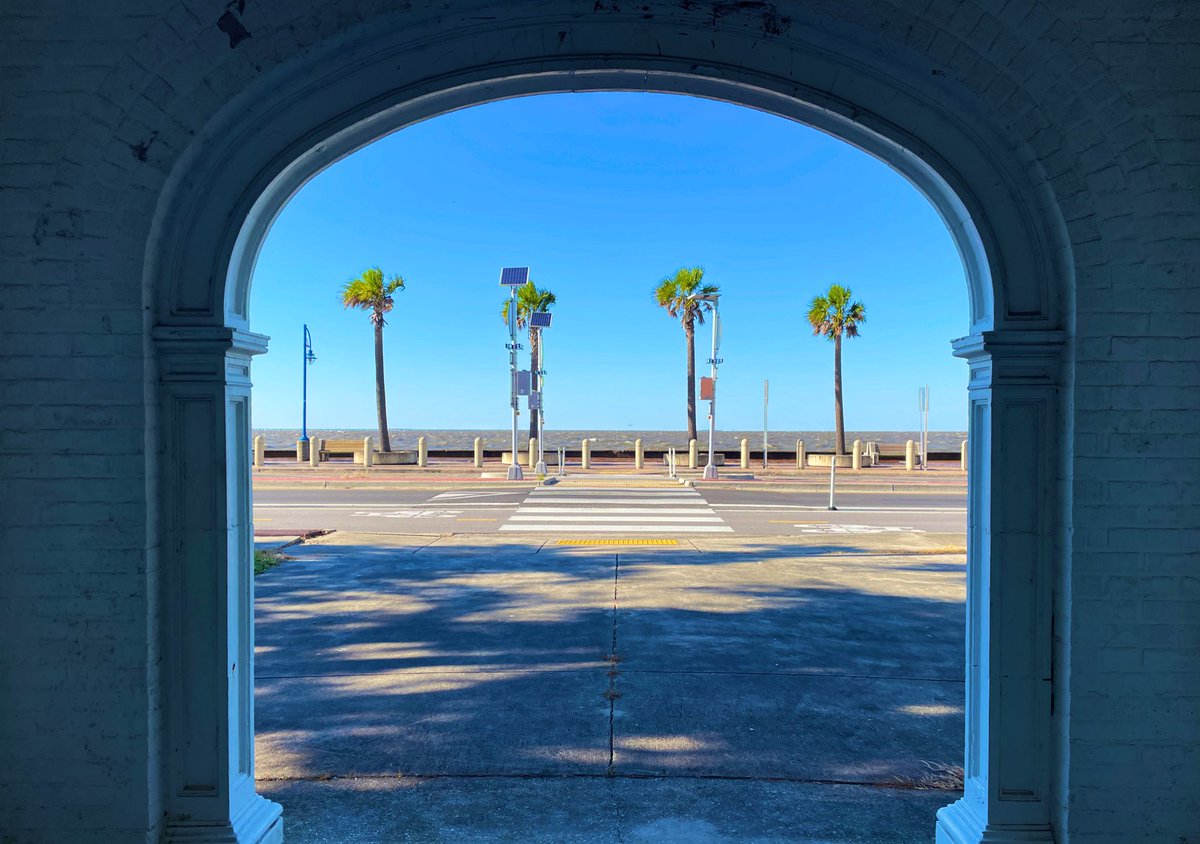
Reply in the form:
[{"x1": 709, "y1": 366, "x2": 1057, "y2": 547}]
[
  {"x1": 507, "y1": 464, "x2": 524, "y2": 480},
  {"x1": 165, "y1": 795, "x2": 282, "y2": 844},
  {"x1": 936, "y1": 798, "x2": 1054, "y2": 844}
]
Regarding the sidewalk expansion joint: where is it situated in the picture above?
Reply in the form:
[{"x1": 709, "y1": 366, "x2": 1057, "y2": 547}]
[{"x1": 604, "y1": 552, "x2": 621, "y2": 776}]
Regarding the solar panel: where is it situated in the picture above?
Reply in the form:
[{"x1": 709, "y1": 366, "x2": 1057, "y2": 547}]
[
  {"x1": 530, "y1": 311, "x2": 552, "y2": 328},
  {"x1": 499, "y1": 267, "x2": 529, "y2": 286}
]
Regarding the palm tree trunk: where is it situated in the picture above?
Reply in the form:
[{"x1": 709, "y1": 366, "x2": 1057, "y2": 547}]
[
  {"x1": 374, "y1": 318, "x2": 391, "y2": 452},
  {"x1": 685, "y1": 319, "x2": 697, "y2": 442},
  {"x1": 833, "y1": 332, "x2": 845, "y2": 455},
  {"x1": 528, "y1": 329, "x2": 539, "y2": 443}
]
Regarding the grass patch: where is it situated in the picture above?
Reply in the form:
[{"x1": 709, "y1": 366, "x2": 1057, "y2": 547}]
[
  {"x1": 888, "y1": 761, "x2": 965, "y2": 791},
  {"x1": 254, "y1": 549, "x2": 288, "y2": 575}
]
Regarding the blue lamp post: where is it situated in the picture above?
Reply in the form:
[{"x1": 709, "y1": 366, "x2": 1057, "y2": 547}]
[{"x1": 300, "y1": 324, "x2": 316, "y2": 443}]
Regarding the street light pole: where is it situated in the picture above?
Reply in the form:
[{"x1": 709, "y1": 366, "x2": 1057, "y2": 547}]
[
  {"x1": 703, "y1": 296, "x2": 720, "y2": 480},
  {"x1": 506, "y1": 284, "x2": 523, "y2": 481},
  {"x1": 534, "y1": 327, "x2": 547, "y2": 475},
  {"x1": 300, "y1": 324, "x2": 316, "y2": 443}
]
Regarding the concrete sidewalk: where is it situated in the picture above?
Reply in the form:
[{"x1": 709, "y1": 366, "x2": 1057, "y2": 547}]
[{"x1": 255, "y1": 532, "x2": 964, "y2": 842}]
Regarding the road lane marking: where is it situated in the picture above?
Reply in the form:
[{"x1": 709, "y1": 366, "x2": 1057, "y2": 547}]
[
  {"x1": 351, "y1": 510, "x2": 461, "y2": 519},
  {"x1": 500, "y1": 485, "x2": 731, "y2": 534},
  {"x1": 431, "y1": 491, "x2": 527, "y2": 500},
  {"x1": 711, "y1": 504, "x2": 965, "y2": 512},
  {"x1": 509, "y1": 515, "x2": 724, "y2": 522},
  {"x1": 797, "y1": 524, "x2": 926, "y2": 534},
  {"x1": 500, "y1": 524, "x2": 733, "y2": 532}
]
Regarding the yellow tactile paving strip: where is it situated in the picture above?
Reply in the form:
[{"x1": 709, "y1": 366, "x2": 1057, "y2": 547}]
[{"x1": 555, "y1": 538, "x2": 679, "y2": 546}]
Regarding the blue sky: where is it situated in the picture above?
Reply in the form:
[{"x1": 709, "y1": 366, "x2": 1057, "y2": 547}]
[{"x1": 250, "y1": 92, "x2": 968, "y2": 431}]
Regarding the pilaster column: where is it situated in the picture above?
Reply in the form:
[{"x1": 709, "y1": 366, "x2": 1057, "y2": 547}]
[
  {"x1": 154, "y1": 326, "x2": 282, "y2": 844},
  {"x1": 937, "y1": 330, "x2": 1064, "y2": 844}
]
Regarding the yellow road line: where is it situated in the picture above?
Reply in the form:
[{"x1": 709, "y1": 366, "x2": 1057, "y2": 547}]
[{"x1": 556, "y1": 538, "x2": 679, "y2": 546}]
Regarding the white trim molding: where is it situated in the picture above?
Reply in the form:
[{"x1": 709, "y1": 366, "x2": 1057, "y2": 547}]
[
  {"x1": 937, "y1": 330, "x2": 1066, "y2": 844},
  {"x1": 155, "y1": 326, "x2": 281, "y2": 844}
]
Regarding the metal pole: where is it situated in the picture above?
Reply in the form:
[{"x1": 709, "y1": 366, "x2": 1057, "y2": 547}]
[
  {"x1": 703, "y1": 298, "x2": 719, "y2": 480},
  {"x1": 923, "y1": 384, "x2": 930, "y2": 471},
  {"x1": 507, "y1": 286, "x2": 523, "y2": 481},
  {"x1": 535, "y1": 327, "x2": 547, "y2": 474},
  {"x1": 763, "y1": 378, "x2": 768, "y2": 469},
  {"x1": 301, "y1": 324, "x2": 311, "y2": 443},
  {"x1": 827, "y1": 454, "x2": 838, "y2": 510}
]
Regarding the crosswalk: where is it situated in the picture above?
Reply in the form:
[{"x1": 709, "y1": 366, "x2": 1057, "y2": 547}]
[{"x1": 498, "y1": 481, "x2": 733, "y2": 534}]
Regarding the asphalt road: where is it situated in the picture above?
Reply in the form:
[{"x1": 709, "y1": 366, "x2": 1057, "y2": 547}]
[{"x1": 252, "y1": 482, "x2": 966, "y2": 537}]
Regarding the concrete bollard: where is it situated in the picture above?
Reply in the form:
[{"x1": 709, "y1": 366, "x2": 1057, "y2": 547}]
[
  {"x1": 581, "y1": 439, "x2": 591, "y2": 469},
  {"x1": 635, "y1": 438, "x2": 644, "y2": 469},
  {"x1": 852, "y1": 439, "x2": 862, "y2": 471},
  {"x1": 905, "y1": 439, "x2": 916, "y2": 471},
  {"x1": 309, "y1": 438, "x2": 321, "y2": 468},
  {"x1": 253, "y1": 435, "x2": 265, "y2": 468},
  {"x1": 740, "y1": 438, "x2": 750, "y2": 469},
  {"x1": 961, "y1": 439, "x2": 968, "y2": 472},
  {"x1": 296, "y1": 439, "x2": 308, "y2": 462},
  {"x1": 418, "y1": 436, "x2": 428, "y2": 467},
  {"x1": 688, "y1": 438, "x2": 698, "y2": 469},
  {"x1": 362, "y1": 436, "x2": 372, "y2": 468},
  {"x1": 796, "y1": 439, "x2": 806, "y2": 469},
  {"x1": 474, "y1": 437, "x2": 484, "y2": 468},
  {"x1": 528, "y1": 438, "x2": 538, "y2": 469}
]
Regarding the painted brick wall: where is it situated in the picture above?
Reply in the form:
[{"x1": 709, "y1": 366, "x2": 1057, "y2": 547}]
[
  {"x1": 1051, "y1": 4, "x2": 1200, "y2": 839},
  {"x1": 1, "y1": 5, "x2": 161, "y2": 842},
  {"x1": 1, "y1": 2, "x2": 1196, "y2": 841}
]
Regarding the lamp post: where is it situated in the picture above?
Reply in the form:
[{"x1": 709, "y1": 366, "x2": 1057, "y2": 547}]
[
  {"x1": 530, "y1": 311, "x2": 553, "y2": 475},
  {"x1": 689, "y1": 293, "x2": 722, "y2": 480},
  {"x1": 300, "y1": 324, "x2": 316, "y2": 443},
  {"x1": 500, "y1": 267, "x2": 529, "y2": 481}
]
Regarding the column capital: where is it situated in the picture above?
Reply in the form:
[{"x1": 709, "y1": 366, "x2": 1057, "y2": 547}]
[
  {"x1": 154, "y1": 324, "x2": 269, "y2": 356},
  {"x1": 951, "y1": 330, "x2": 1065, "y2": 388},
  {"x1": 153, "y1": 325, "x2": 269, "y2": 384}
]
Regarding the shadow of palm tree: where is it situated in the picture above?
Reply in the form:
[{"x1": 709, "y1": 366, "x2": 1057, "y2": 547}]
[{"x1": 255, "y1": 539, "x2": 964, "y2": 790}]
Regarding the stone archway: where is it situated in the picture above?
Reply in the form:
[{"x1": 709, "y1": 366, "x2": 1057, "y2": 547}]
[{"x1": 147, "y1": 13, "x2": 1069, "y2": 843}]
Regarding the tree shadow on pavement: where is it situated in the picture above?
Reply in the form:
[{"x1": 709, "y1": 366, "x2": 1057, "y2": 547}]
[{"x1": 254, "y1": 538, "x2": 965, "y2": 839}]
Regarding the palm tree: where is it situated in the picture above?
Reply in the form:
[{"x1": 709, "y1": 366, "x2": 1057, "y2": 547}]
[
  {"x1": 501, "y1": 280, "x2": 557, "y2": 441},
  {"x1": 807, "y1": 283, "x2": 866, "y2": 455},
  {"x1": 654, "y1": 267, "x2": 719, "y2": 442},
  {"x1": 340, "y1": 266, "x2": 405, "y2": 452}
]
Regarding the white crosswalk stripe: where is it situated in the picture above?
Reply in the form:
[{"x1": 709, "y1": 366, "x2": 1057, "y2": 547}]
[{"x1": 499, "y1": 484, "x2": 733, "y2": 533}]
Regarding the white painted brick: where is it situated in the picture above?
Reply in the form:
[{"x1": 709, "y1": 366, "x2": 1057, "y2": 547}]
[{"x1": 1, "y1": 1, "x2": 1197, "y2": 841}]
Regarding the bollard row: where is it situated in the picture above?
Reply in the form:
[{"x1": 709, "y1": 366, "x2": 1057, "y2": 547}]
[{"x1": 276, "y1": 436, "x2": 958, "y2": 474}]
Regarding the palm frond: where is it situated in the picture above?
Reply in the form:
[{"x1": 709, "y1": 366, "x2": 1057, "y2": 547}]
[
  {"x1": 655, "y1": 267, "x2": 717, "y2": 326},
  {"x1": 503, "y1": 280, "x2": 557, "y2": 328},
  {"x1": 807, "y1": 285, "x2": 865, "y2": 341}
]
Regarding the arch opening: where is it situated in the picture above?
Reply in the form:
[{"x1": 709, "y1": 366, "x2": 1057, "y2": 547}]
[
  {"x1": 245, "y1": 87, "x2": 975, "y2": 840},
  {"x1": 149, "y1": 30, "x2": 1066, "y2": 844}
]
